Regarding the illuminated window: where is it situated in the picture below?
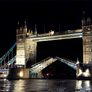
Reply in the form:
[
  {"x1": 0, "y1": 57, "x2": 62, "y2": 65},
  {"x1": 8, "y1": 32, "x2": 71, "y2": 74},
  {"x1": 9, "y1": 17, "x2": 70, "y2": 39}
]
[
  {"x1": 87, "y1": 27, "x2": 90, "y2": 30},
  {"x1": 89, "y1": 49, "x2": 91, "y2": 52}
]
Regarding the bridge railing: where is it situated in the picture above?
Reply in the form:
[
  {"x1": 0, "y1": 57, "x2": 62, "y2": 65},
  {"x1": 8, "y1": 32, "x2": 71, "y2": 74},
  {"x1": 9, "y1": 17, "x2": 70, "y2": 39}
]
[
  {"x1": 30, "y1": 58, "x2": 57, "y2": 73},
  {"x1": 55, "y1": 56, "x2": 77, "y2": 70},
  {"x1": 0, "y1": 42, "x2": 16, "y2": 63},
  {"x1": 1, "y1": 55, "x2": 16, "y2": 69},
  {"x1": 28, "y1": 29, "x2": 82, "y2": 38},
  {"x1": 30, "y1": 56, "x2": 52, "y2": 68},
  {"x1": 55, "y1": 56, "x2": 76, "y2": 64},
  {"x1": 30, "y1": 57, "x2": 53, "y2": 71},
  {"x1": 0, "y1": 42, "x2": 16, "y2": 69}
]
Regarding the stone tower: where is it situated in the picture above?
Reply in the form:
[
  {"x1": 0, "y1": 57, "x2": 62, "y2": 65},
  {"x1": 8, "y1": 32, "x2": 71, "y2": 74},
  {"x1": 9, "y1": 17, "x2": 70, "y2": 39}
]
[
  {"x1": 82, "y1": 12, "x2": 92, "y2": 65},
  {"x1": 16, "y1": 21, "x2": 27, "y2": 68}
]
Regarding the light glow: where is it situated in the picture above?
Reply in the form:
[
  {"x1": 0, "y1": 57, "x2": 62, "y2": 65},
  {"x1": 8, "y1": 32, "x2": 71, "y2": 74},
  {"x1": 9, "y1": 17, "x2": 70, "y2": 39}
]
[
  {"x1": 19, "y1": 71, "x2": 23, "y2": 77},
  {"x1": 83, "y1": 69, "x2": 91, "y2": 77}
]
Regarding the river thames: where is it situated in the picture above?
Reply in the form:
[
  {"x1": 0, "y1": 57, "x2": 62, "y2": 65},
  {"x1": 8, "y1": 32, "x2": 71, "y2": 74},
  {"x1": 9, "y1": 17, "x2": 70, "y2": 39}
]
[{"x1": 0, "y1": 79, "x2": 92, "y2": 92}]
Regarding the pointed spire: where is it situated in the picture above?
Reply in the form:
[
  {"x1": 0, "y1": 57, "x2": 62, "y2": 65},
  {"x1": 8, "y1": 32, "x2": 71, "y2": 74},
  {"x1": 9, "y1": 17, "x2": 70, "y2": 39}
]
[
  {"x1": 17, "y1": 21, "x2": 19, "y2": 25},
  {"x1": 34, "y1": 24, "x2": 37, "y2": 34},
  {"x1": 76, "y1": 57, "x2": 79, "y2": 64},
  {"x1": 82, "y1": 10, "x2": 85, "y2": 26},
  {"x1": 24, "y1": 20, "x2": 27, "y2": 33},
  {"x1": 16, "y1": 21, "x2": 19, "y2": 34},
  {"x1": 24, "y1": 21, "x2": 27, "y2": 28},
  {"x1": 17, "y1": 21, "x2": 19, "y2": 29},
  {"x1": 31, "y1": 29, "x2": 33, "y2": 35},
  {"x1": 28, "y1": 29, "x2": 30, "y2": 34},
  {"x1": 87, "y1": 17, "x2": 91, "y2": 24}
]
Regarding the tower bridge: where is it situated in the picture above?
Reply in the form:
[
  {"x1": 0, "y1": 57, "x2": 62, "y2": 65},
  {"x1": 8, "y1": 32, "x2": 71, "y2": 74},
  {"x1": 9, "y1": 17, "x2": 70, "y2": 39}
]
[{"x1": 0, "y1": 14, "x2": 92, "y2": 79}]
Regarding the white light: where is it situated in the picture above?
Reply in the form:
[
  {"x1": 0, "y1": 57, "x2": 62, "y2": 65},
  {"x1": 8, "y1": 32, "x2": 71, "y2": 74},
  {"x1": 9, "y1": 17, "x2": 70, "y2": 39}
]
[
  {"x1": 4, "y1": 74, "x2": 7, "y2": 77},
  {"x1": 19, "y1": 71, "x2": 23, "y2": 77},
  {"x1": 8, "y1": 63, "x2": 10, "y2": 66},
  {"x1": 86, "y1": 62, "x2": 88, "y2": 64},
  {"x1": 77, "y1": 69, "x2": 82, "y2": 76},
  {"x1": 83, "y1": 69, "x2": 91, "y2": 77},
  {"x1": 79, "y1": 35, "x2": 82, "y2": 37},
  {"x1": 86, "y1": 69, "x2": 89, "y2": 73}
]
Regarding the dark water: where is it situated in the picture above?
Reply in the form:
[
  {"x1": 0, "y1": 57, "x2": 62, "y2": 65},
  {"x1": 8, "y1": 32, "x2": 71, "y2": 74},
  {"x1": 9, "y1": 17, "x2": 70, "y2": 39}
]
[{"x1": 0, "y1": 79, "x2": 92, "y2": 92}]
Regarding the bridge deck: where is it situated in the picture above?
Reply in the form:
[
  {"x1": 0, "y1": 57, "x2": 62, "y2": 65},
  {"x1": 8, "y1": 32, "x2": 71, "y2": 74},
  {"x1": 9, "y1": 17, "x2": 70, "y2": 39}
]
[{"x1": 26, "y1": 31, "x2": 82, "y2": 42}]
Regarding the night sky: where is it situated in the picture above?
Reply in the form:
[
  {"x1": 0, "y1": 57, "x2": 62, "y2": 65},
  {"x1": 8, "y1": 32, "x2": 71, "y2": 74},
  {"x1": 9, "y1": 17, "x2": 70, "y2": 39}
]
[{"x1": 0, "y1": 1, "x2": 92, "y2": 64}]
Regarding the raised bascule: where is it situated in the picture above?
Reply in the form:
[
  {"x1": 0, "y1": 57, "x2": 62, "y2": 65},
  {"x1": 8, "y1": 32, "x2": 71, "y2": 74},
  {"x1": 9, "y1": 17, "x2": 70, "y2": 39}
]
[{"x1": 0, "y1": 12, "x2": 92, "y2": 79}]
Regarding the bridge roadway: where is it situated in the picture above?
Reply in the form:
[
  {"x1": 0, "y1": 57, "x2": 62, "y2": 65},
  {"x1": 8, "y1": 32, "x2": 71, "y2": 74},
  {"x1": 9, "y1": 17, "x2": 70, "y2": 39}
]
[
  {"x1": 26, "y1": 29, "x2": 82, "y2": 42},
  {"x1": 30, "y1": 56, "x2": 77, "y2": 75}
]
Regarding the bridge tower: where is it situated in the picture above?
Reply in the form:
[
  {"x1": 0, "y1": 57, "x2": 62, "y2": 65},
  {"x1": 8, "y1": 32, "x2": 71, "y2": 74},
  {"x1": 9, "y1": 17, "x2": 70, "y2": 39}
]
[
  {"x1": 25, "y1": 24, "x2": 37, "y2": 65},
  {"x1": 16, "y1": 21, "x2": 27, "y2": 68},
  {"x1": 82, "y1": 12, "x2": 92, "y2": 65}
]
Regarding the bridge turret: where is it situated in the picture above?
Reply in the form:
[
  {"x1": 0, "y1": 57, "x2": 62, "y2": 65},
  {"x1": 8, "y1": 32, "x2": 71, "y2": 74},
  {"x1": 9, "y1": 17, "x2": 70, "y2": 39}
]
[{"x1": 16, "y1": 21, "x2": 26, "y2": 68}]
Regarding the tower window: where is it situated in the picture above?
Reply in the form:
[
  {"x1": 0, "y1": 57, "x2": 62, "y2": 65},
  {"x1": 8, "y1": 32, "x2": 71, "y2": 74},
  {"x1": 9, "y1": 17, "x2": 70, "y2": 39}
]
[
  {"x1": 89, "y1": 49, "x2": 91, "y2": 52},
  {"x1": 87, "y1": 27, "x2": 90, "y2": 30}
]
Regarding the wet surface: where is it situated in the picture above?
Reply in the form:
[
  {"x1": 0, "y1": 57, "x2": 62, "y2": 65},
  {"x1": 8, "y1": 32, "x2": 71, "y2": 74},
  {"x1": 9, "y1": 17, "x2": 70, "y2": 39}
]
[{"x1": 0, "y1": 79, "x2": 92, "y2": 92}]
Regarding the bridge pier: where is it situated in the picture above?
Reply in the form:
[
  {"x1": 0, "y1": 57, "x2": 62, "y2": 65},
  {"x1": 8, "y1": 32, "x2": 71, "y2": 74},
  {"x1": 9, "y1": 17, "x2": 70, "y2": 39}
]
[
  {"x1": 7, "y1": 68, "x2": 30, "y2": 79},
  {"x1": 76, "y1": 64, "x2": 92, "y2": 79},
  {"x1": 30, "y1": 71, "x2": 43, "y2": 79}
]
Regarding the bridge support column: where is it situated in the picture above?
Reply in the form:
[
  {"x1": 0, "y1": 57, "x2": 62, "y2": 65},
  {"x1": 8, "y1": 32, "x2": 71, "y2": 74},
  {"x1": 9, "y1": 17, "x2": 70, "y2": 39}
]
[
  {"x1": 25, "y1": 39, "x2": 37, "y2": 64},
  {"x1": 37, "y1": 71, "x2": 42, "y2": 78},
  {"x1": 7, "y1": 68, "x2": 30, "y2": 79},
  {"x1": 30, "y1": 71, "x2": 42, "y2": 79},
  {"x1": 76, "y1": 64, "x2": 92, "y2": 79}
]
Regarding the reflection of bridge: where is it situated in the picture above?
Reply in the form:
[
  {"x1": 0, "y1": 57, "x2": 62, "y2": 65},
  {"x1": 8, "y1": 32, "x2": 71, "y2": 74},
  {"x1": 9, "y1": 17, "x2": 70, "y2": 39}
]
[{"x1": 0, "y1": 15, "x2": 92, "y2": 79}]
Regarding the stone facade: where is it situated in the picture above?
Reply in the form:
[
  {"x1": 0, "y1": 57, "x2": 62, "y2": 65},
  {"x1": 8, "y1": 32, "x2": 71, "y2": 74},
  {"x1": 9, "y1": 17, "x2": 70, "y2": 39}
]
[
  {"x1": 25, "y1": 39, "x2": 37, "y2": 64},
  {"x1": 82, "y1": 17, "x2": 92, "y2": 65}
]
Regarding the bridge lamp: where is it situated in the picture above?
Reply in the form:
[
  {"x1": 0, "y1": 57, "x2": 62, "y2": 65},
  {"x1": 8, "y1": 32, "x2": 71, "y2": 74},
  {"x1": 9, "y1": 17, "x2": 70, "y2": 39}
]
[
  {"x1": 76, "y1": 61, "x2": 79, "y2": 65},
  {"x1": 19, "y1": 71, "x2": 23, "y2": 77},
  {"x1": 86, "y1": 62, "x2": 88, "y2": 64},
  {"x1": 50, "y1": 30, "x2": 54, "y2": 35},
  {"x1": 79, "y1": 35, "x2": 82, "y2": 38},
  {"x1": 8, "y1": 63, "x2": 10, "y2": 66}
]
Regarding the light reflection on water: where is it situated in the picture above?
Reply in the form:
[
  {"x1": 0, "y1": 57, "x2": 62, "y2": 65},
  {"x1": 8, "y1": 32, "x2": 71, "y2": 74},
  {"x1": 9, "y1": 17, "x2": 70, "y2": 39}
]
[
  {"x1": 75, "y1": 80, "x2": 92, "y2": 92},
  {"x1": 0, "y1": 79, "x2": 92, "y2": 92}
]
